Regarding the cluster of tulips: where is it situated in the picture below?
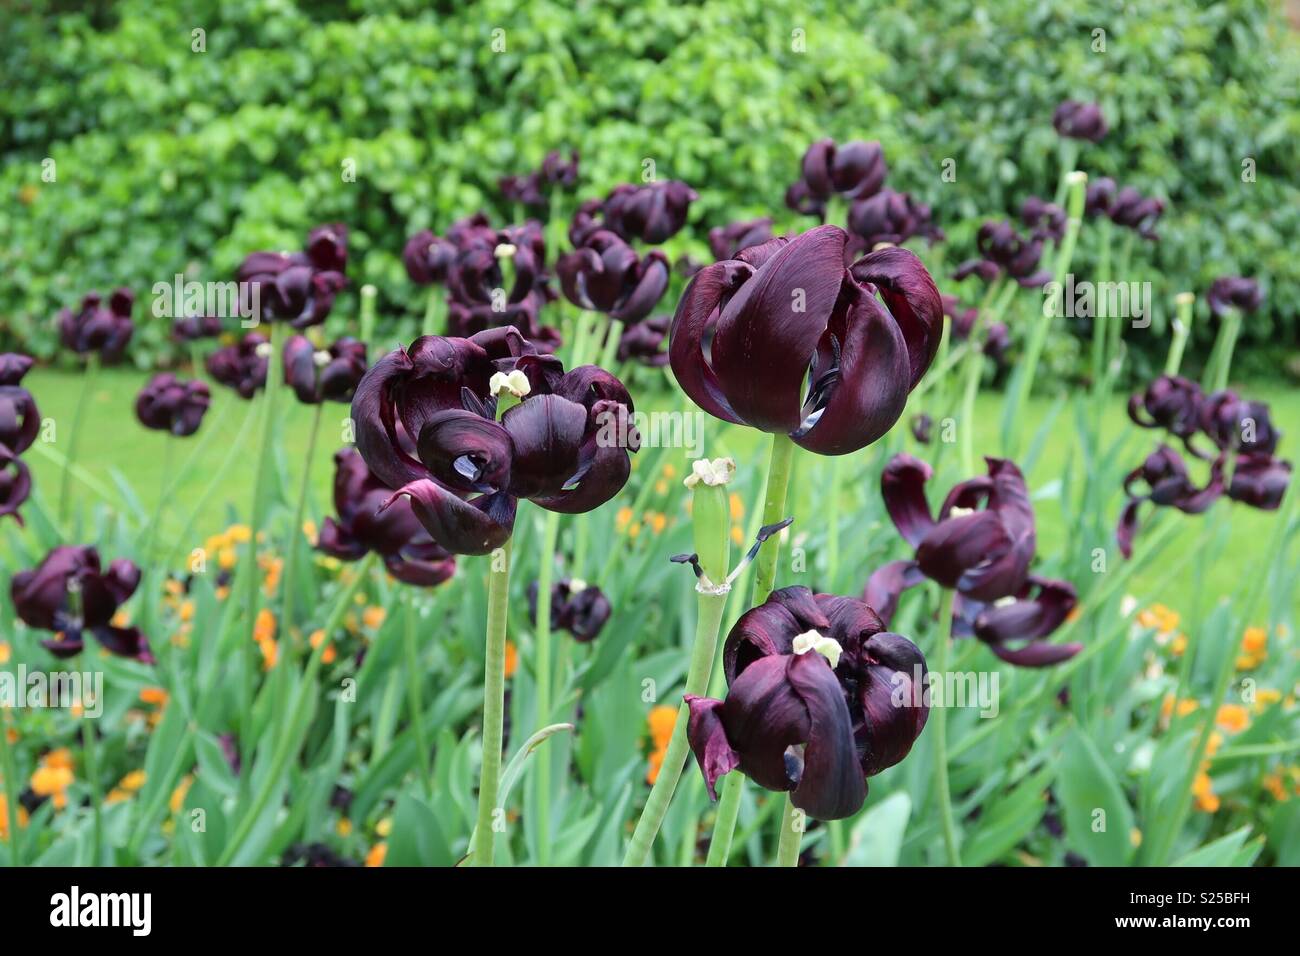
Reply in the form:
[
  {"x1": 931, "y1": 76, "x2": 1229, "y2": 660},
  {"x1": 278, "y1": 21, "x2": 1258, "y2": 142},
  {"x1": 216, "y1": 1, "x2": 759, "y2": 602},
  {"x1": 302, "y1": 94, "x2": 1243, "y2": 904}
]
[{"x1": 2, "y1": 96, "x2": 1292, "y2": 868}]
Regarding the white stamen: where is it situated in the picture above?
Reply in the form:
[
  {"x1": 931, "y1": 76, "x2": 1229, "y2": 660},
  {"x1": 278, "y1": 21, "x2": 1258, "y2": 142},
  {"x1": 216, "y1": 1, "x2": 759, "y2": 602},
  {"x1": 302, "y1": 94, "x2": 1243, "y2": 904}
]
[
  {"x1": 490, "y1": 369, "x2": 531, "y2": 399},
  {"x1": 313, "y1": 350, "x2": 332, "y2": 368},
  {"x1": 255, "y1": 342, "x2": 274, "y2": 359},
  {"x1": 683, "y1": 457, "x2": 735, "y2": 489},
  {"x1": 494, "y1": 242, "x2": 517, "y2": 260},
  {"x1": 948, "y1": 505, "x2": 976, "y2": 518},
  {"x1": 792, "y1": 630, "x2": 843, "y2": 669}
]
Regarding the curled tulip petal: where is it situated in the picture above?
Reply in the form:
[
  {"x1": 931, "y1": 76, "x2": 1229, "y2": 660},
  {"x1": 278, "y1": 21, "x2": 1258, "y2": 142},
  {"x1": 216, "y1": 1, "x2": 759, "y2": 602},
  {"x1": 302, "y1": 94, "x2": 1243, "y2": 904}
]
[
  {"x1": 387, "y1": 480, "x2": 516, "y2": 556},
  {"x1": 667, "y1": 261, "x2": 751, "y2": 425},
  {"x1": 881, "y1": 453, "x2": 935, "y2": 547},
  {"x1": 916, "y1": 510, "x2": 1011, "y2": 590},
  {"x1": 685, "y1": 696, "x2": 740, "y2": 801},
  {"x1": 415, "y1": 408, "x2": 514, "y2": 494},
  {"x1": 863, "y1": 560, "x2": 925, "y2": 627},
  {"x1": 849, "y1": 246, "x2": 944, "y2": 389}
]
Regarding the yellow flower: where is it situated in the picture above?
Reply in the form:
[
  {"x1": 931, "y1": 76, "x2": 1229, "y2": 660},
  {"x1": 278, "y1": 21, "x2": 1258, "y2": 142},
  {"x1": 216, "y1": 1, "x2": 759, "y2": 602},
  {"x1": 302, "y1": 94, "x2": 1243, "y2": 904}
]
[
  {"x1": 257, "y1": 635, "x2": 278, "y2": 671},
  {"x1": 365, "y1": 843, "x2": 387, "y2": 868},
  {"x1": 654, "y1": 479, "x2": 669, "y2": 496},
  {"x1": 1215, "y1": 704, "x2": 1250, "y2": 733},
  {"x1": 337, "y1": 818, "x2": 353, "y2": 837},
  {"x1": 1262, "y1": 773, "x2": 1289, "y2": 802},
  {"x1": 170, "y1": 775, "x2": 194, "y2": 814},
  {"x1": 0, "y1": 642, "x2": 9, "y2": 665},
  {"x1": 164, "y1": 579, "x2": 185, "y2": 597},
  {"x1": 218, "y1": 547, "x2": 238, "y2": 571},
  {"x1": 504, "y1": 641, "x2": 518, "y2": 679},
  {"x1": 302, "y1": 519, "x2": 318, "y2": 544},
  {"x1": 731, "y1": 524, "x2": 744, "y2": 545},
  {"x1": 1205, "y1": 732, "x2": 1223, "y2": 758},
  {"x1": 1169, "y1": 633, "x2": 1187, "y2": 656},
  {"x1": 647, "y1": 705, "x2": 677, "y2": 750},
  {"x1": 1137, "y1": 603, "x2": 1180, "y2": 634},
  {"x1": 628, "y1": 521, "x2": 642, "y2": 540},
  {"x1": 647, "y1": 512, "x2": 668, "y2": 535},
  {"x1": 661, "y1": 463, "x2": 677, "y2": 481},
  {"x1": 0, "y1": 798, "x2": 28, "y2": 841},
  {"x1": 1254, "y1": 688, "x2": 1282, "y2": 713},
  {"x1": 362, "y1": 606, "x2": 386, "y2": 630},
  {"x1": 375, "y1": 817, "x2": 393, "y2": 838},
  {"x1": 31, "y1": 766, "x2": 75, "y2": 806},
  {"x1": 615, "y1": 506, "x2": 634, "y2": 532},
  {"x1": 253, "y1": 608, "x2": 276, "y2": 644},
  {"x1": 178, "y1": 600, "x2": 195, "y2": 623},
  {"x1": 119, "y1": 770, "x2": 147, "y2": 792},
  {"x1": 1241, "y1": 626, "x2": 1268, "y2": 654},
  {"x1": 309, "y1": 629, "x2": 337, "y2": 665},
  {"x1": 729, "y1": 492, "x2": 744, "y2": 521},
  {"x1": 227, "y1": 524, "x2": 252, "y2": 543}
]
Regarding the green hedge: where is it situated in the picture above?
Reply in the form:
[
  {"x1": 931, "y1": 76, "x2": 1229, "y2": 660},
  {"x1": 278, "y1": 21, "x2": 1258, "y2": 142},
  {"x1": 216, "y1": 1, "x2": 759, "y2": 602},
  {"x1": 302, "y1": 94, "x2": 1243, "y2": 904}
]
[{"x1": 2, "y1": 0, "x2": 1297, "y2": 379}]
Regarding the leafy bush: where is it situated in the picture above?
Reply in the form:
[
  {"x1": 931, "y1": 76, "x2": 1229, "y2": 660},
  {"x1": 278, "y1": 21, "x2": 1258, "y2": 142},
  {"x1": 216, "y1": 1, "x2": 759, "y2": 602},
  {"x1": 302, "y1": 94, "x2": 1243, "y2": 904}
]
[{"x1": 1, "y1": 0, "x2": 1297, "y2": 378}]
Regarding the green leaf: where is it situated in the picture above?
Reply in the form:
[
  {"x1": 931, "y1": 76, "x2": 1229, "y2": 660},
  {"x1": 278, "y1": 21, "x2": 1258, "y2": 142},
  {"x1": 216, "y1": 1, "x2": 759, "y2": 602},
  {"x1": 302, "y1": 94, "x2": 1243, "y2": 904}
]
[{"x1": 1057, "y1": 724, "x2": 1136, "y2": 866}]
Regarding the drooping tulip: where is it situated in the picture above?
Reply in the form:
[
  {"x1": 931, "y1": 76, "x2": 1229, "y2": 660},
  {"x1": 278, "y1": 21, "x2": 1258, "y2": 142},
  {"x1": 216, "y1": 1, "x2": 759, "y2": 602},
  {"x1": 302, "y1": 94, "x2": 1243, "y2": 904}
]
[
  {"x1": 498, "y1": 172, "x2": 546, "y2": 209},
  {"x1": 283, "y1": 336, "x2": 368, "y2": 405},
  {"x1": 0, "y1": 353, "x2": 39, "y2": 455},
  {"x1": 602, "y1": 181, "x2": 698, "y2": 244},
  {"x1": 1206, "y1": 276, "x2": 1263, "y2": 317},
  {"x1": 953, "y1": 221, "x2": 1051, "y2": 287},
  {"x1": 1052, "y1": 100, "x2": 1108, "y2": 142},
  {"x1": 950, "y1": 578, "x2": 1081, "y2": 667},
  {"x1": 0, "y1": 445, "x2": 31, "y2": 525},
  {"x1": 540, "y1": 149, "x2": 580, "y2": 189},
  {"x1": 10, "y1": 545, "x2": 152, "y2": 662},
  {"x1": 1197, "y1": 390, "x2": 1280, "y2": 456},
  {"x1": 1109, "y1": 187, "x2": 1164, "y2": 241},
  {"x1": 618, "y1": 315, "x2": 671, "y2": 367},
  {"x1": 171, "y1": 315, "x2": 225, "y2": 342},
  {"x1": 206, "y1": 332, "x2": 270, "y2": 399},
  {"x1": 134, "y1": 373, "x2": 211, "y2": 437},
  {"x1": 57, "y1": 289, "x2": 135, "y2": 362},
  {"x1": 1021, "y1": 195, "x2": 1067, "y2": 242},
  {"x1": 847, "y1": 189, "x2": 944, "y2": 250},
  {"x1": 1084, "y1": 177, "x2": 1118, "y2": 218},
  {"x1": 236, "y1": 224, "x2": 349, "y2": 328},
  {"x1": 941, "y1": 295, "x2": 978, "y2": 340},
  {"x1": 798, "y1": 139, "x2": 888, "y2": 202},
  {"x1": 557, "y1": 230, "x2": 669, "y2": 324},
  {"x1": 708, "y1": 218, "x2": 776, "y2": 262},
  {"x1": 1127, "y1": 374, "x2": 1204, "y2": 442},
  {"x1": 911, "y1": 413, "x2": 933, "y2": 445},
  {"x1": 316, "y1": 448, "x2": 457, "y2": 587},
  {"x1": 685, "y1": 586, "x2": 928, "y2": 820},
  {"x1": 669, "y1": 225, "x2": 943, "y2": 456},
  {"x1": 350, "y1": 328, "x2": 638, "y2": 555},
  {"x1": 402, "y1": 229, "x2": 458, "y2": 286},
  {"x1": 1226, "y1": 453, "x2": 1291, "y2": 510},
  {"x1": 1116, "y1": 445, "x2": 1223, "y2": 558},
  {"x1": 446, "y1": 220, "x2": 561, "y2": 352},
  {"x1": 527, "y1": 578, "x2": 611, "y2": 642}
]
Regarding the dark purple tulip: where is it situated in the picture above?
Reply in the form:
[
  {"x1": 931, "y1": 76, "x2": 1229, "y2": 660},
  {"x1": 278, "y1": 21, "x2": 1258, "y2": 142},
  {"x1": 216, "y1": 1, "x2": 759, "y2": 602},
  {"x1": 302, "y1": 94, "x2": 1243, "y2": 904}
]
[
  {"x1": 171, "y1": 315, "x2": 224, "y2": 342},
  {"x1": 447, "y1": 220, "x2": 561, "y2": 352},
  {"x1": 134, "y1": 373, "x2": 211, "y2": 437},
  {"x1": 0, "y1": 445, "x2": 32, "y2": 525},
  {"x1": 708, "y1": 218, "x2": 776, "y2": 262},
  {"x1": 499, "y1": 172, "x2": 546, "y2": 209},
  {"x1": 941, "y1": 295, "x2": 978, "y2": 340},
  {"x1": 685, "y1": 586, "x2": 928, "y2": 820},
  {"x1": 1052, "y1": 100, "x2": 1108, "y2": 142},
  {"x1": 402, "y1": 229, "x2": 458, "y2": 286},
  {"x1": 1021, "y1": 195, "x2": 1067, "y2": 242},
  {"x1": 847, "y1": 189, "x2": 944, "y2": 249},
  {"x1": 0, "y1": 353, "x2": 40, "y2": 455},
  {"x1": 1127, "y1": 374, "x2": 1204, "y2": 441},
  {"x1": 557, "y1": 230, "x2": 669, "y2": 324},
  {"x1": 10, "y1": 545, "x2": 152, "y2": 662},
  {"x1": 350, "y1": 328, "x2": 638, "y2": 555},
  {"x1": 952, "y1": 577, "x2": 1081, "y2": 667},
  {"x1": 670, "y1": 226, "x2": 943, "y2": 456},
  {"x1": 1084, "y1": 177, "x2": 1118, "y2": 218},
  {"x1": 283, "y1": 336, "x2": 368, "y2": 405},
  {"x1": 1207, "y1": 276, "x2": 1263, "y2": 317},
  {"x1": 237, "y1": 224, "x2": 349, "y2": 328},
  {"x1": 206, "y1": 332, "x2": 269, "y2": 399},
  {"x1": 317, "y1": 448, "x2": 456, "y2": 587},
  {"x1": 1226, "y1": 454, "x2": 1291, "y2": 510},
  {"x1": 910, "y1": 413, "x2": 933, "y2": 445},
  {"x1": 1198, "y1": 390, "x2": 1280, "y2": 456},
  {"x1": 445, "y1": 212, "x2": 498, "y2": 250},
  {"x1": 800, "y1": 139, "x2": 888, "y2": 201},
  {"x1": 305, "y1": 223, "x2": 349, "y2": 274},
  {"x1": 527, "y1": 578, "x2": 611, "y2": 642},
  {"x1": 1109, "y1": 187, "x2": 1165, "y2": 241},
  {"x1": 618, "y1": 315, "x2": 671, "y2": 367},
  {"x1": 953, "y1": 221, "x2": 1051, "y2": 287},
  {"x1": 1117, "y1": 445, "x2": 1223, "y2": 558},
  {"x1": 540, "y1": 149, "x2": 579, "y2": 189},
  {"x1": 785, "y1": 178, "x2": 827, "y2": 220},
  {"x1": 568, "y1": 198, "x2": 606, "y2": 248},
  {"x1": 602, "y1": 180, "x2": 698, "y2": 244},
  {"x1": 57, "y1": 289, "x2": 135, "y2": 362},
  {"x1": 983, "y1": 322, "x2": 1011, "y2": 363}
]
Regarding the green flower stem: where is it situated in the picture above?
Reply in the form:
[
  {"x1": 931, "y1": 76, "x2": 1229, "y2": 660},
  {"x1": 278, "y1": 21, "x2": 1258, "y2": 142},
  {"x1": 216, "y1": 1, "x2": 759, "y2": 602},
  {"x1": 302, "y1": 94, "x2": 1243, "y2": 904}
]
[
  {"x1": 138, "y1": 435, "x2": 174, "y2": 641},
  {"x1": 623, "y1": 470, "x2": 731, "y2": 867},
  {"x1": 775, "y1": 794, "x2": 802, "y2": 866},
  {"x1": 825, "y1": 454, "x2": 843, "y2": 590},
  {"x1": 1108, "y1": 231, "x2": 1136, "y2": 367},
  {"x1": 472, "y1": 539, "x2": 512, "y2": 867},
  {"x1": 1006, "y1": 172, "x2": 1086, "y2": 457},
  {"x1": 403, "y1": 599, "x2": 433, "y2": 798},
  {"x1": 958, "y1": 280, "x2": 1013, "y2": 476},
  {"x1": 80, "y1": 682, "x2": 103, "y2": 866},
  {"x1": 1052, "y1": 139, "x2": 1080, "y2": 208},
  {"x1": 281, "y1": 401, "x2": 324, "y2": 645},
  {"x1": 190, "y1": 342, "x2": 206, "y2": 382},
  {"x1": 0, "y1": 708, "x2": 22, "y2": 866},
  {"x1": 532, "y1": 508, "x2": 562, "y2": 866},
  {"x1": 421, "y1": 287, "x2": 444, "y2": 338},
  {"x1": 598, "y1": 317, "x2": 624, "y2": 371},
  {"x1": 216, "y1": 551, "x2": 377, "y2": 866},
  {"x1": 932, "y1": 586, "x2": 961, "y2": 866},
  {"x1": 1090, "y1": 217, "x2": 1115, "y2": 397},
  {"x1": 1209, "y1": 311, "x2": 1242, "y2": 393},
  {"x1": 58, "y1": 353, "x2": 99, "y2": 531},
  {"x1": 704, "y1": 771, "x2": 743, "y2": 866},
  {"x1": 568, "y1": 310, "x2": 596, "y2": 370},
  {"x1": 1165, "y1": 293, "x2": 1195, "y2": 377}
]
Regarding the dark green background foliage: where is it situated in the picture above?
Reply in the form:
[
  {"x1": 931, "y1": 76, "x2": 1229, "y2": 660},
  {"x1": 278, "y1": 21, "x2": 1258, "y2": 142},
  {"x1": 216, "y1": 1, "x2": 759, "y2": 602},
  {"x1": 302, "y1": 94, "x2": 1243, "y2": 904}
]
[{"x1": 2, "y1": 0, "x2": 1297, "y2": 377}]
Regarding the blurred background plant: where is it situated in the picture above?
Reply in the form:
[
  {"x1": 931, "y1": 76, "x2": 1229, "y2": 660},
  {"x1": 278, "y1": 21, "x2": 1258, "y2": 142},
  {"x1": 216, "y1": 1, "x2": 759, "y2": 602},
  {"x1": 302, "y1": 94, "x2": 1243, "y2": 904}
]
[{"x1": 2, "y1": 0, "x2": 1297, "y2": 380}]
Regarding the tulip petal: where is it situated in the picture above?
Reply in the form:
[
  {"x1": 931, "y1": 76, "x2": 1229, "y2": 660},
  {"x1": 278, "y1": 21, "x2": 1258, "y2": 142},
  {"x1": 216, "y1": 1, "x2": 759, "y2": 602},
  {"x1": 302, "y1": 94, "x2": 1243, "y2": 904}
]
[
  {"x1": 386, "y1": 480, "x2": 516, "y2": 556},
  {"x1": 849, "y1": 246, "x2": 944, "y2": 389},
  {"x1": 785, "y1": 651, "x2": 867, "y2": 819},
  {"x1": 855, "y1": 631, "x2": 929, "y2": 775},
  {"x1": 668, "y1": 261, "x2": 751, "y2": 425},
  {"x1": 685, "y1": 696, "x2": 740, "y2": 801},
  {"x1": 881, "y1": 453, "x2": 935, "y2": 547},
  {"x1": 916, "y1": 510, "x2": 1011, "y2": 590},
  {"x1": 501, "y1": 394, "x2": 588, "y2": 498},
  {"x1": 863, "y1": 559, "x2": 924, "y2": 626}
]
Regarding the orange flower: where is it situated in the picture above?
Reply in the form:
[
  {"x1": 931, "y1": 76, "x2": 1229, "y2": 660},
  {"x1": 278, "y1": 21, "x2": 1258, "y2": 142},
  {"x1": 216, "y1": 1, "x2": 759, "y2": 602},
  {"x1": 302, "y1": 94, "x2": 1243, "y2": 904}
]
[
  {"x1": 647, "y1": 705, "x2": 677, "y2": 750},
  {"x1": 362, "y1": 606, "x2": 386, "y2": 630},
  {"x1": 365, "y1": 843, "x2": 387, "y2": 867},
  {"x1": 140, "y1": 687, "x2": 169, "y2": 707},
  {"x1": 1215, "y1": 704, "x2": 1249, "y2": 733},
  {"x1": 504, "y1": 641, "x2": 518, "y2": 679},
  {"x1": 309, "y1": 629, "x2": 337, "y2": 665}
]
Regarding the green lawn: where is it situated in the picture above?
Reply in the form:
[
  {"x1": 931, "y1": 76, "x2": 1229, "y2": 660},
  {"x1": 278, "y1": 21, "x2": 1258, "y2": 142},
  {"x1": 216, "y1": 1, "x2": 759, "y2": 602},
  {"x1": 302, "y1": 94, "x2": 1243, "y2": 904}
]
[{"x1": 15, "y1": 365, "x2": 1298, "y2": 617}]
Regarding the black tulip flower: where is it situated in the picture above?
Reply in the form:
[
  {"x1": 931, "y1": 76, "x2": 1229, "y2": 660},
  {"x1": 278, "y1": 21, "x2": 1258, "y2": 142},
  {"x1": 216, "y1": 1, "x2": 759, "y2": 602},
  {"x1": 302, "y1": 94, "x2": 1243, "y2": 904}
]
[
  {"x1": 10, "y1": 545, "x2": 152, "y2": 662},
  {"x1": 708, "y1": 218, "x2": 776, "y2": 262},
  {"x1": 134, "y1": 373, "x2": 211, "y2": 437},
  {"x1": 541, "y1": 149, "x2": 580, "y2": 189},
  {"x1": 1109, "y1": 187, "x2": 1165, "y2": 241},
  {"x1": 568, "y1": 198, "x2": 606, "y2": 248},
  {"x1": 1117, "y1": 445, "x2": 1223, "y2": 558},
  {"x1": 206, "y1": 332, "x2": 270, "y2": 399},
  {"x1": 402, "y1": 229, "x2": 458, "y2": 286},
  {"x1": 171, "y1": 315, "x2": 224, "y2": 342},
  {"x1": 527, "y1": 578, "x2": 611, "y2": 642},
  {"x1": 447, "y1": 221, "x2": 561, "y2": 352},
  {"x1": 983, "y1": 322, "x2": 1011, "y2": 364},
  {"x1": 602, "y1": 181, "x2": 698, "y2": 244},
  {"x1": 953, "y1": 221, "x2": 1051, "y2": 287},
  {"x1": 670, "y1": 225, "x2": 943, "y2": 456},
  {"x1": 0, "y1": 353, "x2": 40, "y2": 455},
  {"x1": 941, "y1": 295, "x2": 978, "y2": 341},
  {"x1": 283, "y1": 336, "x2": 368, "y2": 405},
  {"x1": 685, "y1": 586, "x2": 928, "y2": 821},
  {"x1": 1207, "y1": 276, "x2": 1263, "y2": 317},
  {"x1": 317, "y1": 448, "x2": 456, "y2": 587},
  {"x1": 1084, "y1": 177, "x2": 1118, "y2": 218},
  {"x1": 557, "y1": 230, "x2": 669, "y2": 324},
  {"x1": 1226, "y1": 453, "x2": 1291, "y2": 510},
  {"x1": 499, "y1": 172, "x2": 546, "y2": 209},
  {"x1": 618, "y1": 315, "x2": 671, "y2": 367},
  {"x1": 799, "y1": 139, "x2": 888, "y2": 202},
  {"x1": 847, "y1": 189, "x2": 944, "y2": 250},
  {"x1": 1021, "y1": 195, "x2": 1067, "y2": 242},
  {"x1": 950, "y1": 578, "x2": 1081, "y2": 667},
  {"x1": 0, "y1": 445, "x2": 32, "y2": 525},
  {"x1": 872, "y1": 454, "x2": 1036, "y2": 603},
  {"x1": 911, "y1": 413, "x2": 933, "y2": 444},
  {"x1": 1052, "y1": 100, "x2": 1108, "y2": 142},
  {"x1": 1197, "y1": 390, "x2": 1280, "y2": 456},
  {"x1": 1127, "y1": 374, "x2": 1204, "y2": 442},
  {"x1": 351, "y1": 328, "x2": 638, "y2": 555},
  {"x1": 57, "y1": 289, "x2": 135, "y2": 363},
  {"x1": 784, "y1": 178, "x2": 827, "y2": 220},
  {"x1": 236, "y1": 224, "x2": 349, "y2": 328}
]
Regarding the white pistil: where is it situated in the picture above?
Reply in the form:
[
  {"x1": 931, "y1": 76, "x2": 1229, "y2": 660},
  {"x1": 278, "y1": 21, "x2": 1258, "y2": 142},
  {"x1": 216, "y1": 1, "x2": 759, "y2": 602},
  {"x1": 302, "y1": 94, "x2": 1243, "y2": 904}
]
[
  {"x1": 490, "y1": 369, "x2": 531, "y2": 399},
  {"x1": 792, "y1": 630, "x2": 843, "y2": 669},
  {"x1": 683, "y1": 457, "x2": 735, "y2": 489}
]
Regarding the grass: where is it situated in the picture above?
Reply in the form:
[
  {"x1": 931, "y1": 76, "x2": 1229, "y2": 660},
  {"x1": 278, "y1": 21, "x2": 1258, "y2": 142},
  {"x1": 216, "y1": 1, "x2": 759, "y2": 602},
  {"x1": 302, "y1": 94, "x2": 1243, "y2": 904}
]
[{"x1": 18, "y1": 364, "x2": 1298, "y2": 614}]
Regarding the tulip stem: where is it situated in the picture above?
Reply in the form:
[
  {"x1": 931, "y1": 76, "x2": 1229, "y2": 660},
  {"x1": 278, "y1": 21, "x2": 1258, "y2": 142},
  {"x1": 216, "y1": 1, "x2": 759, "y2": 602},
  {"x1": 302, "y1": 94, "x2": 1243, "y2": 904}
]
[
  {"x1": 473, "y1": 539, "x2": 512, "y2": 867},
  {"x1": 58, "y1": 353, "x2": 99, "y2": 532},
  {"x1": 932, "y1": 586, "x2": 962, "y2": 866},
  {"x1": 597, "y1": 318, "x2": 624, "y2": 372},
  {"x1": 958, "y1": 280, "x2": 1012, "y2": 476},
  {"x1": 281, "y1": 401, "x2": 324, "y2": 645},
  {"x1": 80, "y1": 684, "x2": 103, "y2": 866},
  {"x1": 532, "y1": 509, "x2": 561, "y2": 865},
  {"x1": 1165, "y1": 294, "x2": 1195, "y2": 377},
  {"x1": 359, "y1": 284, "x2": 378, "y2": 357},
  {"x1": 1090, "y1": 217, "x2": 1114, "y2": 397},
  {"x1": 1208, "y1": 310, "x2": 1242, "y2": 393},
  {"x1": 775, "y1": 795, "x2": 803, "y2": 866},
  {"x1": 704, "y1": 772, "x2": 743, "y2": 866},
  {"x1": 403, "y1": 599, "x2": 433, "y2": 798},
  {"x1": 0, "y1": 708, "x2": 22, "y2": 866},
  {"x1": 421, "y1": 287, "x2": 443, "y2": 338}
]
